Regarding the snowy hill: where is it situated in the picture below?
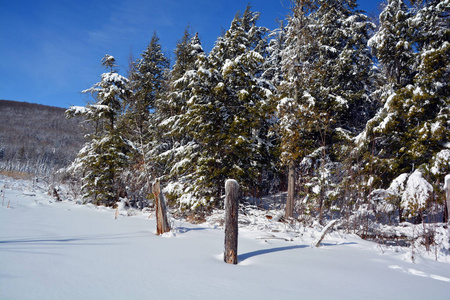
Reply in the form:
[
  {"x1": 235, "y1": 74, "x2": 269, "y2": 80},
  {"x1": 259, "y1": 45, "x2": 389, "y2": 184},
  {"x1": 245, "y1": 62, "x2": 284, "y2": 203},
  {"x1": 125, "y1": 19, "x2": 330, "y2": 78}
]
[
  {"x1": 0, "y1": 100, "x2": 85, "y2": 176},
  {"x1": 1, "y1": 176, "x2": 449, "y2": 300}
]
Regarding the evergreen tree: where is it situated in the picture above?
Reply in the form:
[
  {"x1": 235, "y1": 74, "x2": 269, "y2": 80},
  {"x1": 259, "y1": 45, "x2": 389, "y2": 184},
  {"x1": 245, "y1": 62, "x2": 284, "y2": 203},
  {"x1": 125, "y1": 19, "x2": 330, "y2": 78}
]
[
  {"x1": 154, "y1": 29, "x2": 206, "y2": 205},
  {"x1": 263, "y1": 22, "x2": 286, "y2": 103},
  {"x1": 358, "y1": 0, "x2": 449, "y2": 189},
  {"x1": 279, "y1": 0, "x2": 376, "y2": 219},
  {"x1": 179, "y1": 6, "x2": 275, "y2": 208},
  {"x1": 278, "y1": 0, "x2": 318, "y2": 165},
  {"x1": 311, "y1": 0, "x2": 376, "y2": 136},
  {"x1": 162, "y1": 29, "x2": 204, "y2": 145},
  {"x1": 125, "y1": 31, "x2": 169, "y2": 150},
  {"x1": 368, "y1": 0, "x2": 414, "y2": 87},
  {"x1": 278, "y1": 0, "x2": 319, "y2": 218},
  {"x1": 66, "y1": 55, "x2": 132, "y2": 206},
  {"x1": 411, "y1": 0, "x2": 450, "y2": 183},
  {"x1": 122, "y1": 32, "x2": 169, "y2": 202}
]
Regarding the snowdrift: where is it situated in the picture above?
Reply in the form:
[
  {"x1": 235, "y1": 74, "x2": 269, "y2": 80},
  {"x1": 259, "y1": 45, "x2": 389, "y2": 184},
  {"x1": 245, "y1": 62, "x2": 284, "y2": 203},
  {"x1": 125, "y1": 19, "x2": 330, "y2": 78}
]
[{"x1": 1, "y1": 177, "x2": 450, "y2": 300}]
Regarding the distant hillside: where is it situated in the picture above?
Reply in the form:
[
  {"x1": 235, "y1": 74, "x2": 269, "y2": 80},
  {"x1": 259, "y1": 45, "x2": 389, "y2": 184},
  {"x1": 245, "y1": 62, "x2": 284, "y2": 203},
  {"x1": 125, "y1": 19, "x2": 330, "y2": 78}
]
[{"x1": 0, "y1": 100, "x2": 85, "y2": 176}]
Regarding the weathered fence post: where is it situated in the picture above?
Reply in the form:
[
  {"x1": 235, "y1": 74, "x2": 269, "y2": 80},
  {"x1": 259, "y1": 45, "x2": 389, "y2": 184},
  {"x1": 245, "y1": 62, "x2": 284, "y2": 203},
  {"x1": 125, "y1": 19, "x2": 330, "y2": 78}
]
[
  {"x1": 445, "y1": 175, "x2": 450, "y2": 223},
  {"x1": 152, "y1": 180, "x2": 171, "y2": 235},
  {"x1": 285, "y1": 161, "x2": 295, "y2": 219},
  {"x1": 224, "y1": 179, "x2": 239, "y2": 264}
]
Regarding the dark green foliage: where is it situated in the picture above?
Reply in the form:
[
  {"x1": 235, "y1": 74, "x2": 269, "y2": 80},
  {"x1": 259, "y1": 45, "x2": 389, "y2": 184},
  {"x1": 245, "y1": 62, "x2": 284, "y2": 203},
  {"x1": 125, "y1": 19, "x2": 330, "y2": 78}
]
[
  {"x1": 76, "y1": 133, "x2": 131, "y2": 205},
  {"x1": 176, "y1": 6, "x2": 275, "y2": 207},
  {"x1": 359, "y1": 0, "x2": 449, "y2": 187},
  {"x1": 122, "y1": 33, "x2": 170, "y2": 196},
  {"x1": 63, "y1": 1, "x2": 448, "y2": 224},
  {"x1": 67, "y1": 55, "x2": 133, "y2": 206},
  {"x1": 368, "y1": 0, "x2": 414, "y2": 87},
  {"x1": 278, "y1": 0, "x2": 377, "y2": 219}
]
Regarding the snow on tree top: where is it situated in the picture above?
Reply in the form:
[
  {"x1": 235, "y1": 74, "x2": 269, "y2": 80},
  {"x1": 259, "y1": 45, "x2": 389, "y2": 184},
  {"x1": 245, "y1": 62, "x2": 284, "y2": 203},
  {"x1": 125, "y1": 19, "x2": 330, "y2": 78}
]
[
  {"x1": 101, "y1": 54, "x2": 117, "y2": 69},
  {"x1": 103, "y1": 54, "x2": 115, "y2": 61},
  {"x1": 101, "y1": 72, "x2": 128, "y2": 84}
]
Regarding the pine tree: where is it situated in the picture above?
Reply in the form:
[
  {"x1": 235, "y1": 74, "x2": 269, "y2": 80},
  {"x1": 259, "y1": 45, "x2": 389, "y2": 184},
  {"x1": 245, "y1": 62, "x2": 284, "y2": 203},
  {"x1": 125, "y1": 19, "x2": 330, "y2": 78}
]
[
  {"x1": 278, "y1": 0, "x2": 319, "y2": 218},
  {"x1": 311, "y1": 0, "x2": 376, "y2": 136},
  {"x1": 262, "y1": 23, "x2": 286, "y2": 94},
  {"x1": 154, "y1": 29, "x2": 206, "y2": 205},
  {"x1": 121, "y1": 32, "x2": 169, "y2": 203},
  {"x1": 66, "y1": 55, "x2": 132, "y2": 206},
  {"x1": 411, "y1": 0, "x2": 450, "y2": 183},
  {"x1": 368, "y1": 0, "x2": 414, "y2": 87},
  {"x1": 125, "y1": 31, "x2": 169, "y2": 150},
  {"x1": 358, "y1": 0, "x2": 449, "y2": 189},
  {"x1": 179, "y1": 6, "x2": 275, "y2": 208},
  {"x1": 279, "y1": 0, "x2": 376, "y2": 219}
]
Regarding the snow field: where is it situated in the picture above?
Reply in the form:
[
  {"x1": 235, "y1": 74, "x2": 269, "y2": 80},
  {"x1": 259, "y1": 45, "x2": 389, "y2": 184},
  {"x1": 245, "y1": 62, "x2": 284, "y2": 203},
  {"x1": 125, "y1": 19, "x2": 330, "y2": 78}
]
[{"x1": 1, "y1": 184, "x2": 450, "y2": 300}]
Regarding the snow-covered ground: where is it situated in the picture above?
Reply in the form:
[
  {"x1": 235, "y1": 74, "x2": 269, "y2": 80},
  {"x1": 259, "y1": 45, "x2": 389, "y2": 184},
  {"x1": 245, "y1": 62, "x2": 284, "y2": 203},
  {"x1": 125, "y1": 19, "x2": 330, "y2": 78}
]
[{"x1": 1, "y1": 177, "x2": 450, "y2": 300}]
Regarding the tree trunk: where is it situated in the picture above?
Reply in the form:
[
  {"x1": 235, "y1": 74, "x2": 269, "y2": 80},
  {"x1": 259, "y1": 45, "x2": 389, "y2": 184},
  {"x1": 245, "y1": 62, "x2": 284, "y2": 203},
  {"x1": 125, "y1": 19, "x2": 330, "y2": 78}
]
[
  {"x1": 446, "y1": 175, "x2": 450, "y2": 224},
  {"x1": 152, "y1": 180, "x2": 171, "y2": 235},
  {"x1": 224, "y1": 179, "x2": 239, "y2": 265},
  {"x1": 285, "y1": 161, "x2": 295, "y2": 219}
]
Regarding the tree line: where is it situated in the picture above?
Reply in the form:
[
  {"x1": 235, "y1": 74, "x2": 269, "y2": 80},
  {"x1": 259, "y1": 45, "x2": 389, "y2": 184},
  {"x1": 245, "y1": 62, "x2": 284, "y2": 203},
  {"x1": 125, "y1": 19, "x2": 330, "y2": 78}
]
[
  {"x1": 65, "y1": 0, "x2": 449, "y2": 225},
  {"x1": 0, "y1": 100, "x2": 85, "y2": 177}
]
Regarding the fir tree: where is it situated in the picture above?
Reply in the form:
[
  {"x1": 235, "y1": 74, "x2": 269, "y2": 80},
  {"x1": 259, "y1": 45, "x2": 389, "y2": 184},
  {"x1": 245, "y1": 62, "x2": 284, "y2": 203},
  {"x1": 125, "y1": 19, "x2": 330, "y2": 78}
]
[
  {"x1": 368, "y1": 0, "x2": 414, "y2": 87},
  {"x1": 262, "y1": 22, "x2": 286, "y2": 101},
  {"x1": 125, "y1": 32, "x2": 169, "y2": 148},
  {"x1": 358, "y1": 0, "x2": 449, "y2": 190},
  {"x1": 278, "y1": 0, "x2": 319, "y2": 218},
  {"x1": 311, "y1": 0, "x2": 376, "y2": 136},
  {"x1": 179, "y1": 6, "x2": 275, "y2": 208},
  {"x1": 278, "y1": 0, "x2": 318, "y2": 165},
  {"x1": 279, "y1": 0, "x2": 376, "y2": 219},
  {"x1": 122, "y1": 32, "x2": 169, "y2": 200},
  {"x1": 154, "y1": 29, "x2": 206, "y2": 205},
  {"x1": 66, "y1": 55, "x2": 132, "y2": 206}
]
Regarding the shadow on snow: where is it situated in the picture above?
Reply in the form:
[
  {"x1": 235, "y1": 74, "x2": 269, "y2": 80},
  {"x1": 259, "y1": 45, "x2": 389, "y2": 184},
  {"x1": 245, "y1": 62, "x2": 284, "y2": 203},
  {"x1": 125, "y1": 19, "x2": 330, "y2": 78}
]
[
  {"x1": 0, "y1": 232, "x2": 150, "y2": 250},
  {"x1": 174, "y1": 226, "x2": 210, "y2": 234},
  {"x1": 238, "y1": 242, "x2": 358, "y2": 262},
  {"x1": 238, "y1": 245, "x2": 309, "y2": 262}
]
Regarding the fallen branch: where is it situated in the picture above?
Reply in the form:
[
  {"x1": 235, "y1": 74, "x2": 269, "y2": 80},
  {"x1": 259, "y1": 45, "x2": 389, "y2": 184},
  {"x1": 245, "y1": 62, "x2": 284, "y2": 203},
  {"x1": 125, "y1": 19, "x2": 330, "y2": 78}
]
[{"x1": 314, "y1": 220, "x2": 338, "y2": 247}]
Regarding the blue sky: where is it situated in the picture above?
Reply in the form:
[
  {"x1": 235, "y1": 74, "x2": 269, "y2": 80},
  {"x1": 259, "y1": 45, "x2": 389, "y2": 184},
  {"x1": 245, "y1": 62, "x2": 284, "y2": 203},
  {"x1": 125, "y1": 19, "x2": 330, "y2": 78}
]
[{"x1": 0, "y1": 0, "x2": 381, "y2": 108}]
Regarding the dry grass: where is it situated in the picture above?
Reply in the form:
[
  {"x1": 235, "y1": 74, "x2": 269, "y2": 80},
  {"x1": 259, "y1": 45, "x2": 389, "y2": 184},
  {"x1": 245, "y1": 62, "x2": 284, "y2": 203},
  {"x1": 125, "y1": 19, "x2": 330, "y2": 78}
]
[{"x1": 0, "y1": 170, "x2": 34, "y2": 180}]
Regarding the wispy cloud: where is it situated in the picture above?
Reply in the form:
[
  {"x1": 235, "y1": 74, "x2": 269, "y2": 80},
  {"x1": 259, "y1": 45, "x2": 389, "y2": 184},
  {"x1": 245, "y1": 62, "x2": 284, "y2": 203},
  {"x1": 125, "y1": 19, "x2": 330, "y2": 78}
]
[{"x1": 85, "y1": 0, "x2": 177, "y2": 49}]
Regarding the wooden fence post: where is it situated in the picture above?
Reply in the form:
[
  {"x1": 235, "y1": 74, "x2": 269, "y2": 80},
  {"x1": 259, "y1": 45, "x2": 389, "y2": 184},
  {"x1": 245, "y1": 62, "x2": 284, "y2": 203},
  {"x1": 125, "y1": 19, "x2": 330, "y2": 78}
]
[
  {"x1": 445, "y1": 175, "x2": 450, "y2": 223},
  {"x1": 285, "y1": 161, "x2": 295, "y2": 219},
  {"x1": 152, "y1": 180, "x2": 171, "y2": 235},
  {"x1": 224, "y1": 179, "x2": 239, "y2": 264}
]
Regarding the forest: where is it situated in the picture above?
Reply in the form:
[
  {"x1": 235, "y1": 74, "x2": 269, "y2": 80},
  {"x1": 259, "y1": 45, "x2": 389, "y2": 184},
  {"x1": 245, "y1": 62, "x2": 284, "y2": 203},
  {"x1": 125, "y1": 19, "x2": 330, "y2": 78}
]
[
  {"x1": 0, "y1": 100, "x2": 85, "y2": 177},
  {"x1": 63, "y1": 0, "x2": 449, "y2": 234}
]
